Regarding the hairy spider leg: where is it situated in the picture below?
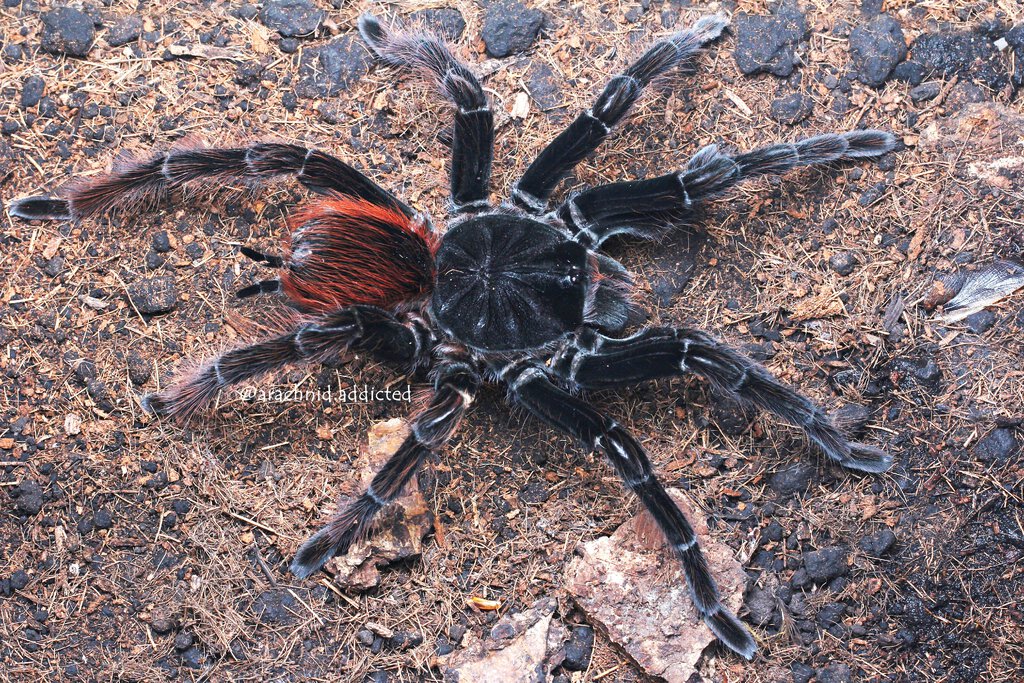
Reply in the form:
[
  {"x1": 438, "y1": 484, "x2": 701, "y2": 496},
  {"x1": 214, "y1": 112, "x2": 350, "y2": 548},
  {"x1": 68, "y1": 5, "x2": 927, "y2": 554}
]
[
  {"x1": 142, "y1": 306, "x2": 433, "y2": 422},
  {"x1": 511, "y1": 14, "x2": 728, "y2": 214},
  {"x1": 560, "y1": 130, "x2": 897, "y2": 247},
  {"x1": 504, "y1": 364, "x2": 757, "y2": 659},
  {"x1": 550, "y1": 328, "x2": 893, "y2": 473},
  {"x1": 291, "y1": 353, "x2": 480, "y2": 578},
  {"x1": 9, "y1": 142, "x2": 415, "y2": 221},
  {"x1": 359, "y1": 14, "x2": 494, "y2": 214}
]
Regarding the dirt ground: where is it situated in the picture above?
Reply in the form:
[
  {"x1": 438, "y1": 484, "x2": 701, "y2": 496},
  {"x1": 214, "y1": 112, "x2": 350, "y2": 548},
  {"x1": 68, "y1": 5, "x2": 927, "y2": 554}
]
[{"x1": 1, "y1": 0, "x2": 1023, "y2": 682}]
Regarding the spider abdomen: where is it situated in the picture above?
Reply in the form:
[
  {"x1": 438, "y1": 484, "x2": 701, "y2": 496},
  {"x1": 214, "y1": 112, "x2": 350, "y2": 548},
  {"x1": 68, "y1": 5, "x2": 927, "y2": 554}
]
[{"x1": 432, "y1": 214, "x2": 590, "y2": 351}]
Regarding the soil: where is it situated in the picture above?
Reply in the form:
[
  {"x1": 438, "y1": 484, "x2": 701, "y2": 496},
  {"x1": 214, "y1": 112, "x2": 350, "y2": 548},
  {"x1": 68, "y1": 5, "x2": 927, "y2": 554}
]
[{"x1": 1, "y1": 1, "x2": 1022, "y2": 682}]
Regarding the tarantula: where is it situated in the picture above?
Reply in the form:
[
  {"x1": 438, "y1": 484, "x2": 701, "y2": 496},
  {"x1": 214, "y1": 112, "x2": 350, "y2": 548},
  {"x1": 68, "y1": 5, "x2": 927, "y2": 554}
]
[{"x1": 10, "y1": 13, "x2": 895, "y2": 659}]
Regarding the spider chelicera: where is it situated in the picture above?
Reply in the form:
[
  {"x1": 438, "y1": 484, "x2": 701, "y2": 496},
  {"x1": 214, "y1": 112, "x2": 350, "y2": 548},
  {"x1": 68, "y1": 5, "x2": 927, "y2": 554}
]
[{"x1": 10, "y1": 13, "x2": 896, "y2": 659}]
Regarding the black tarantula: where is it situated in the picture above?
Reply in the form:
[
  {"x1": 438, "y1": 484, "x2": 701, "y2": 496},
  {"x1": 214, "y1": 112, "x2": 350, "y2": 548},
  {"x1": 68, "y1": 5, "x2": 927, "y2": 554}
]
[{"x1": 10, "y1": 13, "x2": 896, "y2": 659}]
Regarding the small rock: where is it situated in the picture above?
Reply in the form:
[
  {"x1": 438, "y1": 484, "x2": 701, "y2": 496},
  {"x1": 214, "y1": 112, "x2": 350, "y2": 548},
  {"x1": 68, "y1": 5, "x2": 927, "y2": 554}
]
[
  {"x1": 150, "y1": 608, "x2": 176, "y2": 634},
  {"x1": 891, "y1": 60, "x2": 925, "y2": 85},
  {"x1": 173, "y1": 631, "x2": 194, "y2": 651},
  {"x1": 411, "y1": 8, "x2": 466, "y2": 41},
  {"x1": 964, "y1": 310, "x2": 996, "y2": 334},
  {"x1": 41, "y1": 7, "x2": 96, "y2": 58},
  {"x1": 890, "y1": 356, "x2": 942, "y2": 391},
  {"x1": 127, "y1": 351, "x2": 152, "y2": 386},
  {"x1": 94, "y1": 509, "x2": 113, "y2": 529},
  {"x1": 767, "y1": 462, "x2": 814, "y2": 496},
  {"x1": 11, "y1": 570, "x2": 30, "y2": 590},
  {"x1": 973, "y1": 428, "x2": 1019, "y2": 463},
  {"x1": 13, "y1": 480, "x2": 44, "y2": 516},
  {"x1": 562, "y1": 626, "x2": 594, "y2": 672},
  {"x1": 829, "y1": 252, "x2": 857, "y2": 276},
  {"x1": 294, "y1": 34, "x2": 371, "y2": 99},
  {"x1": 734, "y1": 1, "x2": 808, "y2": 77},
  {"x1": 858, "y1": 528, "x2": 896, "y2": 556},
  {"x1": 180, "y1": 646, "x2": 204, "y2": 669},
  {"x1": 21, "y1": 75, "x2": 45, "y2": 109},
  {"x1": 482, "y1": 1, "x2": 545, "y2": 58},
  {"x1": 106, "y1": 16, "x2": 143, "y2": 47},
  {"x1": 802, "y1": 546, "x2": 849, "y2": 582},
  {"x1": 945, "y1": 81, "x2": 989, "y2": 110},
  {"x1": 43, "y1": 255, "x2": 64, "y2": 277},
  {"x1": 744, "y1": 585, "x2": 777, "y2": 627},
  {"x1": 518, "y1": 480, "x2": 549, "y2": 504},
  {"x1": 251, "y1": 587, "x2": 301, "y2": 625},
  {"x1": 128, "y1": 275, "x2": 178, "y2": 314},
  {"x1": 816, "y1": 602, "x2": 846, "y2": 628},
  {"x1": 817, "y1": 662, "x2": 852, "y2": 683},
  {"x1": 909, "y1": 82, "x2": 940, "y2": 104},
  {"x1": 1008, "y1": 25, "x2": 1024, "y2": 88},
  {"x1": 911, "y1": 29, "x2": 1009, "y2": 90},
  {"x1": 770, "y1": 92, "x2": 813, "y2": 124},
  {"x1": 525, "y1": 61, "x2": 562, "y2": 111},
  {"x1": 259, "y1": 0, "x2": 324, "y2": 38},
  {"x1": 151, "y1": 231, "x2": 172, "y2": 253},
  {"x1": 848, "y1": 14, "x2": 907, "y2": 87}
]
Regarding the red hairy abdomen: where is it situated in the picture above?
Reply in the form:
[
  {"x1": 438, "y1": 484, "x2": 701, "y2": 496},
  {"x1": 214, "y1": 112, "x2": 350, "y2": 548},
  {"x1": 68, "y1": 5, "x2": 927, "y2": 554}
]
[{"x1": 282, "y1": 197, "x2": 437, "y2": 313}]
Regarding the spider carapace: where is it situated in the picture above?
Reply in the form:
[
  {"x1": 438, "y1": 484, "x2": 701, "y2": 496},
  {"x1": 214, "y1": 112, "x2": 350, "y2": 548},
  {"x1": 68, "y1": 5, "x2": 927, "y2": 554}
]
[{"x1": 10, "y1": 12, "x2": 898, "y2": 660}]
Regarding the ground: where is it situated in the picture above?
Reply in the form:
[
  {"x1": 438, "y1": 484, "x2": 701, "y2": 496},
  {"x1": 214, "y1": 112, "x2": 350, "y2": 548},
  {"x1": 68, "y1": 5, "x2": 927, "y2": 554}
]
[{"x1": 1, "y1": 1, "x2": 1023, "y2": 682}]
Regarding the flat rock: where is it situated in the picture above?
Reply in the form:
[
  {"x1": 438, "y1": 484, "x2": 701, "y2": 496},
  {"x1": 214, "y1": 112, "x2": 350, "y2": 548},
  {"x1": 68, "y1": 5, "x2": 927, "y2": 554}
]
[
  {"x1": 41, "y1": 7, "x2": 96, "y2": 58},
  {"x1": 482, "y1": 1, "x2": 545, "y2": 58},
  {"x1": 770, "y1": 92, "x2": 813, "y2": 124},
  {"x1": 331, "y1": 419, "x2": 435, "y2": 591},
  {"x1": 734, "y1": 1, "x2": 807, "y2": 77},
  {"x1": 295, "y1": 34, "x2": 371, "y2": 99},
  {"x1": 440, "y1": 598, "x2": 563, "y2": 683},
  {"x1": 910, "y1": 29, "x2": 1009, "y2": 90},
  {"x1": 802, "y1": 545, "x2": 849, "y2": 582},
  {"x1": 848, "y1": 14, "x2": 906, "y2": 87},
  {"x1": 106, "y1": 16, "x2": 143, "y2": 47},
  {"x1": 565, "y1": 490, "x2": 747, "y2": 683}
]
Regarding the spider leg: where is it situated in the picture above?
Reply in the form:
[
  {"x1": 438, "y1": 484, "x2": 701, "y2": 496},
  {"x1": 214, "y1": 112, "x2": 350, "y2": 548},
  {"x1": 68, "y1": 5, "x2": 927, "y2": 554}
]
[
  {"x1": 550, "y1": 328, "x2": 893, "y2": 473},
  {"x1": 9, "y1": 143, "x2": 414, "y2": 221},
  {"x1": 511, "y1": 14, "x2": 728, "y2": 214},
  {"x1": 560, "y1": 130, "x2": 896, "y2": 247},
  {"x1": 502, "y1": 363, "x2": 756, "y2": 660},
  {"x1": 142, "y1": 306, "x2": 433, "y2": 422},
  {"x1": 239, "y1": 246, "x2": 284, "y2": 268},
  {"x1": 359, "y1": 14, "x2": 494, "y2": 214},
  {"x1": 291, "y1": 351, "x2": 480, "y2": 578}
]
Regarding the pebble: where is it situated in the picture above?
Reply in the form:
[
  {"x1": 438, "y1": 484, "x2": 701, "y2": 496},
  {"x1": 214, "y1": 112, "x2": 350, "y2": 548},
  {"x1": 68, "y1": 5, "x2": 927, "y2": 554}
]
[
  {"x1": 770, "y1": 92, "x2": 813, "y2": 124},
  {"x1": 744, "y1": 586, "x2": 778, "y2": 627},
  {"x1": 891, "y1": 356, "x2": 942, "y2": 391},
  {"x1": 562, "y1": 625, "x2": 594, "y2": 671},
  {"x1": 734, "y1": 1, "x2": 807, "y2": 77},
  {"x1": 964, "y1": 310, "x2": 996, "y2": 334},
  {"x1": 252, "y1": 588, "x2": 300, "y2": 625},
  {"x1": 829, "y1": 251, "x2": 858, "y2": 276},
  {"x1": 106, "y1": 16, "x2": 142, "y2": 47},
  {"x1": 858, "y1": 528, "x2": 897, "y2": 556},
  {"x1": 94, "y1": 508, "x2": 113, "y2": 529},
  {"x1": 848, "y1": 14, "x2": 906, "y2": 86},
  {"x1": 180, "y1": 646, "x2": 204, "y2": 669},
  {"x1": 21, "y1": 75, "x2": 45, "y2": 109},
  {"x1": 127, "y1": 275, "x2": 178, "y2": 314},
  {"x1": 909, "y1": 81, "x2": 940, "y2": 104},
  {"x1": 910, "y1": 29, "x2": 1009, "y2": 90},
  {"x1": 973, "y1": 428, "x2": 1019, "y2": 463},
  {"x1": 127, "y1": 351, "x2": 152, "y2": 386},
  {"x1": 817, "y1": 662, "x2": 852, "y2": 683},
  {"x1": 816, "y1": 602, "x2": 846, "y2": 628},
  {"x1": 482, "y1": 1, "x2": 545, "y2": 58},
  {"x1": 767, "y1": 462, "x2": 814, "y2": 496},
  {"x1": 294, "y1": 34, "x2": 371, "y2": 99},
  {"x1": 802, "y1": 546, "x2": 849, "y2": 582},
  {"x1": 412, "y1": 8, "x2": 466, "y2": 41},
  {"x1": 518, "y1": 481, "x2": 550, "y2": 504},
  {"x1": 259, "y1": 0, "x2": 324, "y2": 38},
  {"x1": 13, "y1": 480, "x2": 44, "y2": 516},
  {"x1": 173, "y1": 631, "x2": 194, "y2": 651},
  {"x1": 11, "y1": 569, "x2": 30, "y2": 590},
  {"x1": 41, "y1": 7, "x2": 96, "y2": 58}
]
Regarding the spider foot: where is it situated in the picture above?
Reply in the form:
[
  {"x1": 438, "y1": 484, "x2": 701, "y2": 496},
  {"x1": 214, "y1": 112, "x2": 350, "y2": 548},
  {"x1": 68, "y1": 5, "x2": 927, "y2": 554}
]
[
  {"x1": 840, "y1": 443, "x2": 894, "y2": 474},
  {"x1": 8, "y1": 197, "x2": 72, "y2": 220}
]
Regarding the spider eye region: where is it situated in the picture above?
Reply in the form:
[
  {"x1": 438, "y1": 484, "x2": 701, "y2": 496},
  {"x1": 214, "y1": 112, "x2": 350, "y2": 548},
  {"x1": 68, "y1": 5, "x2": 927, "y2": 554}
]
[{"x1": 432, "y1": 214, "x2": 590, "y2": 352}]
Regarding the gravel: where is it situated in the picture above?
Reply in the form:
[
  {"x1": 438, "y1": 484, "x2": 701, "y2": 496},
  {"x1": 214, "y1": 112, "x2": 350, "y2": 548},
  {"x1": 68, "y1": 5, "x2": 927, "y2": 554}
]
[
  {"x1": 128, "y1": 275, "x2": 178, "y2": 314},
  {"x1": 770, "y1": 92, "x2": 813, "y2": 124},
  {"x1": 802, "y1": 546, "x2": 849, "y2": 582},
  {"x1": 848, "y1": 14, "x2": 907, "y2": 86},
  {"x1": 259, "y1": 0, "x2": 325, "y2": 38},
  {"x1": 734, "y1": 1, "x2": 807, "y2": 77},
  {"x1": 482, "y1": 1, "x2": 545, "y2": 58},
  {"x1": 41, "y1": 7, "x2": 96, "y2": 58}
]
